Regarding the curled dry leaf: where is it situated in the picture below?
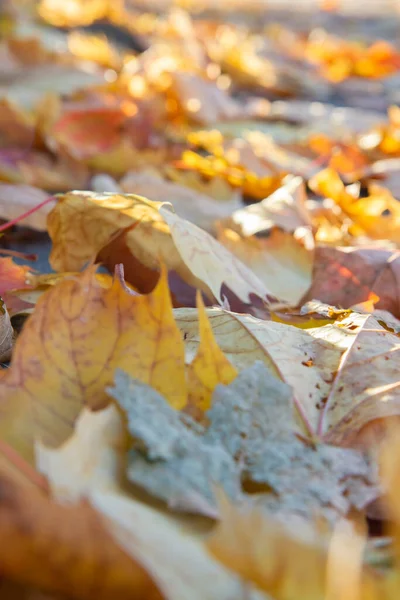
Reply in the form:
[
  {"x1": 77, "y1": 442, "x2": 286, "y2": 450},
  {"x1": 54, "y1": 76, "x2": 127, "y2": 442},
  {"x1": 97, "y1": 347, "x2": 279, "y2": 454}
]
[
  {"x1": 0, "y1": 265, "x2": 187, "y2": 461},
  {"x1": 48, "y1": 191, "x2": 273, "y2": 306},
  {"x1": 175, "y1": 306, "x2": 400, "y2": 448},
  {"x1": 304, "y1": 245, "x2": 400, "y2": 318}
]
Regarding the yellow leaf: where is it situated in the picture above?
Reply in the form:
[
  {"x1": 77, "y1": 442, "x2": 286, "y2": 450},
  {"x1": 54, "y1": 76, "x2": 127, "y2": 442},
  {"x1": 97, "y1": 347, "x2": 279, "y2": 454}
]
[
  {"x1": 48, "y1": 191, "x2": 272, "y2": 305},
  {"x1": 207, "y1": 494, "x2": 328, "y2": 599},
  {"x1": 38, "y1": 0, "x2": 110, "y2": 27},
  {"x1": 187, "y1": 291, "x2": 237, "y2": 413},
  {"x1": 0, "y1": 265, "x2": 187, "y2": 461}
]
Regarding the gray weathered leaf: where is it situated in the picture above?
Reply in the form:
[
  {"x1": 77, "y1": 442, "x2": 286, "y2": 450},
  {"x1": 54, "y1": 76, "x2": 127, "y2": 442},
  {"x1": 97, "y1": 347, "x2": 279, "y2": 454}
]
[
  {"x1": 109, "y1": 362, "x2": 378, "y2": 523},
  {"x1": 111, "y1": 373, "x2": 242, "y2": 516}
]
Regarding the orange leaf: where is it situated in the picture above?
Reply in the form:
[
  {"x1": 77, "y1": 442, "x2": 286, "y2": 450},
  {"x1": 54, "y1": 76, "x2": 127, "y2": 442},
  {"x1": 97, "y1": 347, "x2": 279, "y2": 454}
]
[
  {"x1": 187, "y1": 291, "x2": 237, "y2": 413},
  {"x1": 0, "y1": 461, "x2": 161, "y2": 600}
]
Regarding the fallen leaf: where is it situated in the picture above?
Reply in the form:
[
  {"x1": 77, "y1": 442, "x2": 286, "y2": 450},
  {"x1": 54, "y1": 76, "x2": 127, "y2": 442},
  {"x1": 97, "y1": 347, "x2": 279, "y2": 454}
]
[
  {"x1": 304, "y1": 245, "x2": 400, "y2": 318},
  {"x1": 208, "y1": 496, "x2": 328, "y2": 599},
  {"x1": 207, "y1": 496, "x2": 373, "y2": 600},
  {"x1": 186, "y1": 292, "x2": 237, "y2": 413},
  {"x1": 309, "y1": 167, "x2": 400, "y2": 243},
  {"x1": 217, "y1": 227, "x2": 313, "y2": 305},
  {"x1": 48, "y1": 191, "x2": 273, "y2": 306},
  {"x1": 37, "y1": 404, "x2": 262, "y2": 600},
  {"x1": 0, "y1": 461, "x2": 161, "y2": 600},
  {"x1": 38, "y1": 0, "x2": 110, "y2": 27},
  {"x1": 119, "y1": 169, "x2": 243, "y2": 233},
  {"x1": 0, "y1": 99, "x2": 34, "y2": 149},
  {"x1": 109, "y1": 363, "x2": 377, "y2": 523},
  {"x1": 171, "y1": 71, "x2": 245, "y2": 125},
  {"x1": 51, "y1": 107, "x2": 128, "y2": 160},
  {"x1": 36, "y1": 405, "x2": 124, "y2": 501},
  {"x1": 0, "y1": 265, "x2": 187, "y2": 461},
  {"x1": 0, "y1": 65, "x2": 105, "y2": 111},
  {"x1": 175, "y1": 305, "x2": 400, "y2": 448},
  {"x1": 219, "y1": 176, "x2": 312, "y2": 235}
]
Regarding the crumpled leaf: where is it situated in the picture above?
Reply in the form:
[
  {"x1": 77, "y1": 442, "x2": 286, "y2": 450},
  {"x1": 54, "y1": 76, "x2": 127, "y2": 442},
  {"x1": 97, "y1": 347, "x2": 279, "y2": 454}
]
[
  {"x1": 0, "y1": 460, "x2": 161, "y2": 600},
  {"x1": 37, "y1": 405, "x2": 263, "y2": 600},
  {"x1": 109, "y1": 363, "x2": 377, "y2": 523},
  {"x1": 0, "y1": 265, "x2": 186, "y2": 461},
  {"x1": 175, "y1": 306, "x2": 400, "y2": 448},
  {"x1": 304, "y1": 245, "x2": 400, "y2": 318},
  {"x1": 48, "y1": 191, "x2": 274, "y2": 306}
]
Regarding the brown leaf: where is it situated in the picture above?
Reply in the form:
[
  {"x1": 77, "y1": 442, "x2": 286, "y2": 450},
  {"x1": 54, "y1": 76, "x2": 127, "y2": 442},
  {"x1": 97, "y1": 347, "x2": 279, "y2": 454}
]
[{"x1": 304, "y1": 245, "x2": 400, "y2": 318}]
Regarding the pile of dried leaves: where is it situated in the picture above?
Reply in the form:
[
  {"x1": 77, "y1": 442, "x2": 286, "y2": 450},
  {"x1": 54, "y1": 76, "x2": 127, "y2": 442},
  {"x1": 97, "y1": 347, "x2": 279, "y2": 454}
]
[{"x1": 4, "y1": 0, "x2": 400, "y2": 598}]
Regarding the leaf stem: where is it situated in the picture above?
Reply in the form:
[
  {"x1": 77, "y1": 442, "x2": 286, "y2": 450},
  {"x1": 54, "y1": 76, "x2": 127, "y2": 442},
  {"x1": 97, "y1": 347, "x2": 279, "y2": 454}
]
[{"x1": 0, "y1": 195, "x2": 55, "y2": 233}]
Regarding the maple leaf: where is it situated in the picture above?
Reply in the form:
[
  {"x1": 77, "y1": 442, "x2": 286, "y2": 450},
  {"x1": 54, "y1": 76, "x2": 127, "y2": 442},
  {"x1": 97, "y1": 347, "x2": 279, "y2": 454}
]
[
  {"x1": 0, "y1": 265, "x2": 187, "y2": 461},
  {"x1": 48, "y1": 191, "x2": 274, "y2": 307},
  {"x1": 175, "y1": 306, "x2": 400, "y2": 448},
  {"x1": 109, "y1": 362, "x2": 377, "y2": 523},
  {"x1": 187, "y1": 292, "x2": 238, "y2": 413}
]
